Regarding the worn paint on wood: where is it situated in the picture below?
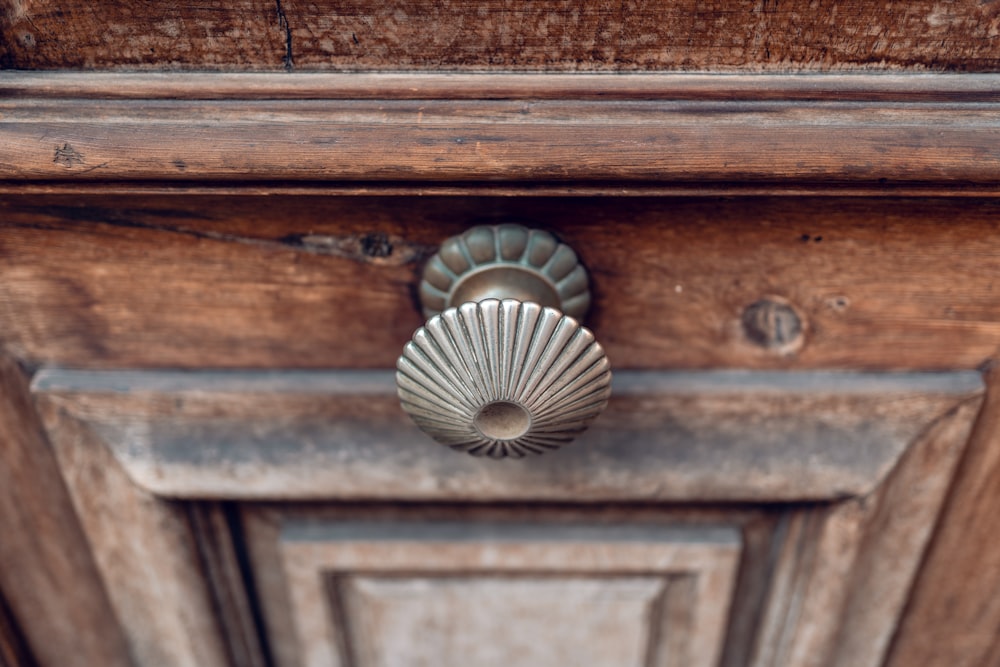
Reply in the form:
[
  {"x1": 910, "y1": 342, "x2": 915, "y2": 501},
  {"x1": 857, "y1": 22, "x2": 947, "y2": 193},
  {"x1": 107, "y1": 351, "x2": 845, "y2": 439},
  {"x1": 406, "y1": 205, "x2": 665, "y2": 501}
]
[
  {"x1": 887, "y1": 365, "x2": 1000, "y2": 667},
  {"x1": 0, "y1": 355, "x2": 131, "y2": 667},
  {"x1": 718, "y1": 514, "x2": 782, "y2": 667},
  {"x1": 749, "y1": 396, "x2": 982, "y2": 667},
  {"x1": 34, "y1": 397, "x2": 234, "y2": 667},
  {"x1": 243, "y1": 508, "x2": 742, "y2": 667},
  {"x1": 340, "y1": 576, "x2": 666, "y2": 667},
  {"x1": 31, "y1": 368, "x2": 982, "y2": 502},
  {"x1": 2, "y1": 1, "x2": 999, "y2": 71},
  {"x1": 188, "y1": 503, "x2": 270, "y2": 667}
]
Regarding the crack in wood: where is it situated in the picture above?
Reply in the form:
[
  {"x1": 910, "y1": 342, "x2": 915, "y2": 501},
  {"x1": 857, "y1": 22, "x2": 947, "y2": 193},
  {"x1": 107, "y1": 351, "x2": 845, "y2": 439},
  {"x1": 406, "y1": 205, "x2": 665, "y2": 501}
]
[
  {"x1": 13, "y1": 206, "x2": 431, "y2": 266},
  {"x1": 275, "y1": 0, "x2": 293, "y2": 70}
]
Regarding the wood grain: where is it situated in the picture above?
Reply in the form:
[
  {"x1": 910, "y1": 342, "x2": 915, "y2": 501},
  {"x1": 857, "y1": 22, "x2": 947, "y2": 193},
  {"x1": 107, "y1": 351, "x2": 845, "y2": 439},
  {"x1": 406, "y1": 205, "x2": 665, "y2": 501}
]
[
  {"x1": 6, "y1": 72, "x2": 1000, "y2": 102},
  {"x1": 0, "y1": 589, "x2": 32, "y2": 667},
  {"x1": 2, "y1": 97, "x2": 1000, "y2": 187},
  {"x1": 2, "y1": 1, "x2": 999, "y2": 71},
  {"x1": 718, "y1": 514, "x2": 783, "y2": 667},
  {"x1": 31, "y1": 368, "x2": 981, "y2": 502},
  {"x1": 34, "y1": 395, "x2": 234, "y2": 667},
  {"x1": 749, "y1": 395, "x2": 983, "y2": 667},
  {"x1": 3, "y1": 195, "x2": 1000, "y2": 371},
  {"x1": 188, "y1": 503, "x2": 270, "y2": 667},
  {"x1": 0, "y1": 0, "x2": 286, "y2": 69},
  {"x1": 825, "y1": 396, "x2": 985, "y2": 666},
  {"x1": 886, "y1": 364, "x2": 1000, "y2": 667},
  {"x1": 4, "y1": 72, "x2": 1000, "y2": 194},
  {"x1": 0, "y1": 355, "x2": 131, "y2": 667}
]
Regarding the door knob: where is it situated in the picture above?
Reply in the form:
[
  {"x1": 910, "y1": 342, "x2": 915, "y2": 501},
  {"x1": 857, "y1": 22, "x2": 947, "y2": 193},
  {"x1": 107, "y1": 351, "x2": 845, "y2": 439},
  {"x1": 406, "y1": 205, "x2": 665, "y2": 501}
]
[{"x1": 396, "y1": 224, "x2": 611, "y2": 458}]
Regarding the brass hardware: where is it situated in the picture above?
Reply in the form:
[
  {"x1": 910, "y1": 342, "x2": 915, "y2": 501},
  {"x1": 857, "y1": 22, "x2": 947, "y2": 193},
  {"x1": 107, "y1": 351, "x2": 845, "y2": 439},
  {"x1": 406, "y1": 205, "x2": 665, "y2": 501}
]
[{"x1": 397, "y1": 224, "x2": 611, "y2": 459}]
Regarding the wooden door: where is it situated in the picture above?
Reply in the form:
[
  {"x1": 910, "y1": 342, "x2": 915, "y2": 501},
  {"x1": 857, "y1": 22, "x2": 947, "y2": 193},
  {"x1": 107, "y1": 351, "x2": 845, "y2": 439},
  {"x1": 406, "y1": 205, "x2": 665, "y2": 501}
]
[
  {"x1": 3, "y1": 69, "x2": 1000, "y2": 667},
  {"x1": 3, "y1": 185, "x2": 995, "y2": 667},
  {"x1": 7, "y1": 353, "x2": 988, "y2": 666}
]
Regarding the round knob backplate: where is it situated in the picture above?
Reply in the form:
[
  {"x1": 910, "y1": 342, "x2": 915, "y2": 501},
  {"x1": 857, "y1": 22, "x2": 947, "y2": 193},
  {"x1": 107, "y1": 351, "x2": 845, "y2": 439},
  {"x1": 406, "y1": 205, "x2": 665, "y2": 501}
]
[{"x1": 418, "y1": 224, "x2": 591, "y2": 320}]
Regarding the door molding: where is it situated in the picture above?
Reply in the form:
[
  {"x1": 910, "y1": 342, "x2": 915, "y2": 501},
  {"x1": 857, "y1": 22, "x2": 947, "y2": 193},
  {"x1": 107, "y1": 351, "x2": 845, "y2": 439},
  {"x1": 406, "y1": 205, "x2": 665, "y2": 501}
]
[{"x1": 4, "y1": 73, "x2": 1000, "y2": 195}]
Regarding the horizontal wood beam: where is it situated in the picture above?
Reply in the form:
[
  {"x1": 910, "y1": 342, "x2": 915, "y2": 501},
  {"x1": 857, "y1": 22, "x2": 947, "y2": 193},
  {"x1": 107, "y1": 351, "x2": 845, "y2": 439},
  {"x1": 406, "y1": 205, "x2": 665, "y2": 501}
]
[
  {"x1": 5, "y1": 72, "x2": 1000, "y2": 101},
  {"x1": 31, "y1": 368, "x2": 983, "y2": 502},
  {"x1": 2, "y1": 73, "x2": 999, "y2": 191}
]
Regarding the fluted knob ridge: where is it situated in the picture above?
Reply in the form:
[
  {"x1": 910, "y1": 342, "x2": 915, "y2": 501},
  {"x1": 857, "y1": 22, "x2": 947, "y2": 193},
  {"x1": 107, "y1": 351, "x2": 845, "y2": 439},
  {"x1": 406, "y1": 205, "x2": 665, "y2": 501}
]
[{"x1": 396, "y1": 298, "x2": 611, "y2": 458}]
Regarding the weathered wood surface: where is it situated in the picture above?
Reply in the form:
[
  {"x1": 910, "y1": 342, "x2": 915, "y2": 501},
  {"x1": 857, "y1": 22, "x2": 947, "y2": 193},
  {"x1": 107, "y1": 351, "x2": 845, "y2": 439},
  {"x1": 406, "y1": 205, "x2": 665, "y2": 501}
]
[
  {"x1": 0, "y1": 0, "x2": 286, "y2": 70},
  {"x1": 4, "y1": 72, "x2": 1000, "y2": 194},
  {"x1": 749, "y1": 395, "x2": 982, "y2": 667},
  {"x1": 6, "y1": 72, "x2": 1000, "y2": 101},
  {"x1": 3, "y1": 97, "x2": 1000, "y2": 187},
  {"x1": 243, "y1": 507, "x2": 743, "y2": 667},
  {"x1": 34, "y1": 393, "x2": 234, "y2": 667},
  {"x1": 188, "y1": 503, "x2": 270, "y2": 667},
  {"x1": 0, "y1": 355, "x2": 131, "y2": 667},
  {"x1": 2, "y1": 1, "x2": 999, "y2": 71},
  {"x1": 342, "y1": 577, "x2": 667, "y2": 667},
  {"x1": 32, "y1": 369, "x2": 981, "y2": 502},
  {"x1": 887, "y1": 365, "x2": 1000, "y2": 667},
  {"x1": 3, "y1": 196, "x2": 1000, "y2": 370},
  {"x1": 0, "y1": 589, "x2": 32, "y2": 667},
  {"x1": 718, "y1": 515, "x2": 782, "y2": 667}
]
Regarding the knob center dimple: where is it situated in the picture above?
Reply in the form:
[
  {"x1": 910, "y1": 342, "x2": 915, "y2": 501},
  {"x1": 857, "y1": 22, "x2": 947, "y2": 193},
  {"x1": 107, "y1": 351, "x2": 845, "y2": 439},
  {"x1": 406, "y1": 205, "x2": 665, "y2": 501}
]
[{"x1": 474, "y1": 401, "x2": 531, "y2": 441}]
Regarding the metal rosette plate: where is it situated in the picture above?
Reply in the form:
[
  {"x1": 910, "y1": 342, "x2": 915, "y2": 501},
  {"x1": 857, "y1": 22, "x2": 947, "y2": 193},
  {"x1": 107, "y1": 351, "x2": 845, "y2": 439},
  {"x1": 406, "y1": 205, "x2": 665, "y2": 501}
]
[{"x1": 417, "y1": 224, "x2": 592, "y2": 319}]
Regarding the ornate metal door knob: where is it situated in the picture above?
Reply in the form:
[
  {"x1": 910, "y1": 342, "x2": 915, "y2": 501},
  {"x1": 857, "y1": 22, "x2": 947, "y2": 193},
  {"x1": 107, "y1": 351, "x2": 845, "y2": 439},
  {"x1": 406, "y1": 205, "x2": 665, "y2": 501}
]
[{"x1": 396, "y1": 224, "x2": 611, "y2": 458}]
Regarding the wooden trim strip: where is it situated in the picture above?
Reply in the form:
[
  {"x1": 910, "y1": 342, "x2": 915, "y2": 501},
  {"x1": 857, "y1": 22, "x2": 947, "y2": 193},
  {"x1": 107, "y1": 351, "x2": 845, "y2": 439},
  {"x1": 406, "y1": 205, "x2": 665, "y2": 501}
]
[
  {"x1": 0, "y1": 356, "x2": 132, "y2": 667},
  {"x1": 31, "y1": 369, "x2": 983, "y2": 502},
  {"x1": 4, "y1": 182, "x2": 1000, "y2": 197},
  {"x1": 2, "y1": 73, "x2": 999, "y2": 188},
  {"x1": 32, "y1": 392, "x2": 235, "y2": 667},
  {"x1": 886, "y1": 364, "x2": 1000, "y2": 666},
  {"x1": 31, "y1": 368, "x2": 986, "y2": 396},
  {"x1": 3, "y1": 72, "x2": 1000, "y2": 101},
  {"x1": 746, "y1": 394, "x2": 983, "y2": 667}
]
